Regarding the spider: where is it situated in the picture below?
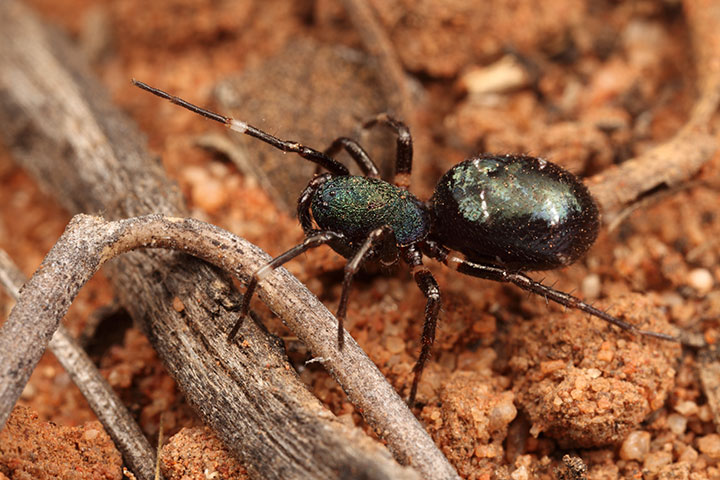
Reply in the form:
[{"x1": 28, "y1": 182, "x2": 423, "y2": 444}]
[{"x1": 133, "y1": 80, "x2": 677, "y2": 405}]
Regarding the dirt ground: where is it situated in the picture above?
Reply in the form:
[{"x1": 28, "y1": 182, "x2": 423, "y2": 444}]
[{"x1": 1, "y1": 0, "x2": 720, "y2": 479}]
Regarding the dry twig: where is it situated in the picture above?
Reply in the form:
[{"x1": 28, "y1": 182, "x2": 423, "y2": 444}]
[
  {"x1": 588, "y1": 0, "x2": 720, "y2": 222},
  {"x1": 0, "y1": 250, "x2": 161, "y2": 480},
  {"x1": 0, "y1": 214, "x2": 447, "y2": 479}
]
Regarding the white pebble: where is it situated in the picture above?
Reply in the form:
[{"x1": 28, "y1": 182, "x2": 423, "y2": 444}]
[
  {"x1": 688, "y1": 268, "x2": 714, "y2": 295},
  {"x1": 510, "y1": 466, "x2": 529, "y2": 480},
  {"x1": 460, "y1": 55, "x2": 530, "y2": 95},
  {"x1": 581, "y1": 274, "x2": 601, "y2": 299},
  {"x1": 620, "y1": 430, "x2": 651, "y2": 461},
  {"x1": 667, "y1": 413, "x2": 687, "y2": 435},
  {"x1": 674, "y1": 400, "x2": 698, "y2": 416}
]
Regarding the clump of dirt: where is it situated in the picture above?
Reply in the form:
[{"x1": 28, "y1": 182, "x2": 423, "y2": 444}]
[
  {"x1": 0, "y1": 405, "x2": 122, "y2": 480},
  {"x1": 507, "y1": 294, "x2": 681, "y2": 447},
  {"x1": 421, "y1": 371, "x2": 517, "y2": 478},
  {"x1": 99, "y1": 328, "x2": 200, "y2": 439},
  {"x1": 161, "y1": 426, "x2": 247, "y2": 480}
]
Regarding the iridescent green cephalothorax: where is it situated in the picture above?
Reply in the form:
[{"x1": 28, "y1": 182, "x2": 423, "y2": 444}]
[{"x1": 311, "y1": 176, "x2": 430, "y2": 248}]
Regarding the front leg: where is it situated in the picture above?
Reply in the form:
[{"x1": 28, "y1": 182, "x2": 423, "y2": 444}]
[
  {"x1": 323, "y1": 137, "x2": 380, "y2": 178},
  {"x1": 133, "y1": 80, "x2": 350, "y2": 176},
  {"x1": 336, "y1": 225, "x2": 398, "y2": 349},
  {"x1": 362, "y1": 114, "x2": 413, "y2": 190},
  {"x1": 228, "y1": 230, "x2": 345, "y2": 342}
]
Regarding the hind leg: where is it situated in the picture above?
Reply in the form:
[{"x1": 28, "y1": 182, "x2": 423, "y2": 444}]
[{"x1": 403, "y1": 245, "x2": 441, "y2": 406}]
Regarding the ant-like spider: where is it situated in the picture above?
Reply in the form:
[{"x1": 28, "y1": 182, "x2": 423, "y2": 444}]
[{"x1": 133, "y1": 80, "x2": 677, "y2": 406}]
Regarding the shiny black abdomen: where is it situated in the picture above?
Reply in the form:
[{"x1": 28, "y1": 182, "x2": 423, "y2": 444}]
[
  {"x1": 430, "y1": 154, "x2": 599, "y2": 271},
  {"x1": 311, "y1": 176, "x2": 431, "y2": 254}
]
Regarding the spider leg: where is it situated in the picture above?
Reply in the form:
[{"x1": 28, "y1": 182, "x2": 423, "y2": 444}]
[
  {"x1": 424, "y1": 242, "x2": 677, "y2": 343},
  {"x1": 499, "y1": 273, "x2": 675, "y2": 341},
  {"x1": 403, "y1": 245, "x2": 442, "y2": 407},
  {"x1": 362, "y1": 114, "x2": 413, "y2": 190},
  {"x1": 323, "y1": 137, "x2": 380, "y2": 178},
  {"x1": 228, "y1": 230, "x2": 345, "y2": 342},
  {"x1": 336, "y1": 225, "x2": 398, "y2": 349},
  {"x1": 132, "y1": 80, "x2": 350, "y2": 176}
]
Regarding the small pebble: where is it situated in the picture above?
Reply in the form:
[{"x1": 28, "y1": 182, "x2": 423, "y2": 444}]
[
  {"x1": 596, "y1": 349, "x2": 614, "y2": 363},
  {"x1": 474, "y1": 443, "x2": 500, "y2": 458},
  {"x1": 698, "y1": 404, "x2": 713, "y2": 422},
  {"x1": 643, "y1": 451, "x2": 672, "y2": 473},
  {"x1": 460, "y1": 55, "x2": 530, "y2": 95},
  {"x1": 192, "y1": 176, "x2": 228, "y2": 213},
  {"x1": 574, "y1": 376, "x2": 589, "y2": 390},
  {"x1": 183, "y1": 165, "x2": 229, "y2": 213},
  {"x1": 620, "y1": 430, "x2": 651, "y2": 461},
  {"x1": 540, "y1": 359, "x2": 565, "y2": 374},
  {"x1": 182, "y1": 165, "x2": 207, "y2": 185},
  {"x1": 687, "y1": 268, "x2": 714, "y2": 295},
  {"x1": 510, "y1": 465, "x2": 529, "y2": 480},
  {"x1": 581, "y1": 273, "x2": 601, "y2": 299},
  {"x1": 667, "y1": 413, "x2": 687, "y2": 435},
  {"x1": 489, "y1": 399, "x2": 517, "y2": 430},
  {"x1": 698, "y1": 434, "x2": 720, "y2": 459},
  {"x1": 83, "y1": 428, "x2": 100, "y2": 441},
  {"x1": 172, "y1": 296, "x2": 185, "y2": 312},
  {"x1": 674, "y1": 400, "x2": 698, "y2": 416},
  {"x1": 679, "y1": 446, "x2": 699, "y2": 463},
  {"x1": 597, "y1": 398, "x2": 612, "y2": 411},
  {"x1": 206, "y1": 161, "x2": 230, "y2": 178},
  {"x1": 20, "y1": 382, "x2": 37, "y2": 400}
]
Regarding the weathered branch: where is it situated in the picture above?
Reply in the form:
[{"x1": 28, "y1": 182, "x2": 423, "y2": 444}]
[
  {"x1": 0, "y1": 250, "x2": 161, "y2": 480},
  {"x1": 1, "y1": 214, "x2": 448, "y2": 479},
  {"x1": 588, "y1": 0, "x2": 720, "y2": 221},
  {"x1": 0, "y1": 1, "x2": 457, "y2": 479}
]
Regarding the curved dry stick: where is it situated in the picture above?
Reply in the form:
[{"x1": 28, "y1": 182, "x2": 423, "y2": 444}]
[
  {"x1": 588, "y1": 119, "x2": 717, "y2": 222},
  {"x1": 0, "y1": 250, "x2": 161, "y2": 480},
  {"x1": 588, "y1": 0, "x2": 720, "y2": 221},
  {"x1": 0, "y1": 214, "x2": 458, "y2": 480}
]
